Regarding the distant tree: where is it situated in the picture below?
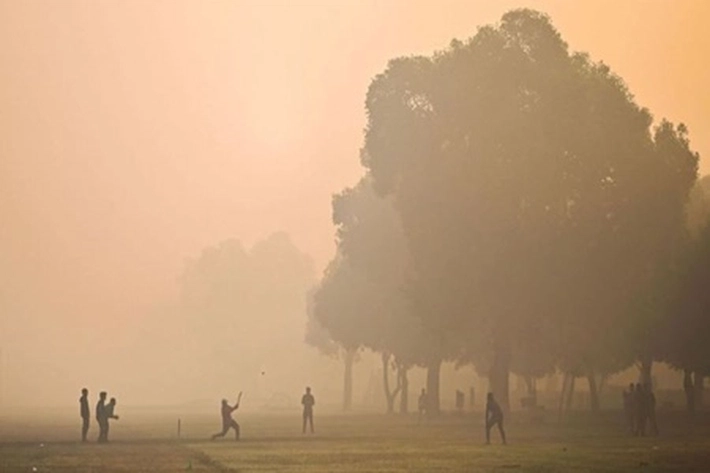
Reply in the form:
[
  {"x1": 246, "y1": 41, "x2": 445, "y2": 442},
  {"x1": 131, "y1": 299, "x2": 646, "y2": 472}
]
[
  {"x1": 305, "y1": 287, "x2": 359, "y2": 411},
  {"x1": 311, "y1": 256, "x2": 370, "y2": 411},
  {"x1": 509, "y1": 316, "x2": 557, "y2": 401},
  {"x1": 686, "y1": 175, "x2": 710, "y2": 238},
  {"x1": 305, "y1": 289, "x2": 340, "y2": 359},
  {"x1": 361, "y1": 9, "x2": 699, "y2": 411},
  {"x1": 334, "y1": 177, "x2": 429, "y2": 414},
  {"x1": 179, "y1": 233, "x2": 315, "y2": 397},
  {"x1": 314, "y1": 177, "x2": 429, "y2": 413}
]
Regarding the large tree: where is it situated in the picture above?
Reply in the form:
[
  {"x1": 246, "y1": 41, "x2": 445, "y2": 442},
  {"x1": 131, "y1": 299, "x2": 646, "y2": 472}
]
[
  {"x1": 313, "y1": 177, "x2": 429, "y2": 413},
  {"x1": 361, "y1": 9, "x2": 698, "y2": 410},
  {"x1": 661, "y1": 176, "x2": 710, "y2": 413},
  {"x1": 309, "y1": 259, "x2": 365, "y2": 411}
]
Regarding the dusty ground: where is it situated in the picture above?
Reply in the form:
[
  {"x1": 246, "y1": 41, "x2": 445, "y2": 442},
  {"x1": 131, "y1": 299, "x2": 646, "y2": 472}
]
[{"x1": 1, "y1": 409, "x2": 709, "y2": 472}]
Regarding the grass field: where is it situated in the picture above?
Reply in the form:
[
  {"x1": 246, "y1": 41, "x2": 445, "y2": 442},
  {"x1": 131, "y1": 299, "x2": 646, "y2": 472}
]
[{"x1": 1, "y1": 409, "x2": 710, "y2": 472}]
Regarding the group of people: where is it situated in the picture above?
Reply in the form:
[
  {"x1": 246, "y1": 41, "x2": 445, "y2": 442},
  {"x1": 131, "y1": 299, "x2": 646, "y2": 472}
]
[
  {"x1": 81, "y1": 382, "x2": 662, "y2": 444},
  {"x1": 79, "y1": 388, "x2": 119, "y2": 443},
  {"x1": 623, "y1": 383, "x2": 658, "y2": 436},
  {"x1": 417, "y1": 388, "x2": 507, "y2": 445},
  {"x1": 210, "y1": 387, "x2": 316, "y2": 442}
]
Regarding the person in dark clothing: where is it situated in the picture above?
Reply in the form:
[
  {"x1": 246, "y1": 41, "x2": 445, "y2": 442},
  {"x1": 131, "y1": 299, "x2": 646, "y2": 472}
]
[
  {"x1": 96, "y1": 391, "x2": 108, "y2": 443},
  {"x1": 622, "y1": 383, "x2": 635, "y2": 435},
  {"x1": 211, "y1": 393, "x2": 241, "y2": 441},
  {"x1": 103, "y1": 397, "x2": 119, "y2": 442},
  {"x1": 301, "y1": 386, "x2": 315, "y2": 434},
  {"x1": 418, "y1": 388, "x2": 428, "y2": 424},
  {"x1": 634, "y1": 383, "x2": 647, "y2": 436},
  {"x1": 646, "y1": 385, "x2": 659, "y2": 436},
  {"x1": 485, "y1": 392, "x2": 507, "y2": 445},
  {"x1": 80, "y1": 388, "x2": 90, "y2": 442}
]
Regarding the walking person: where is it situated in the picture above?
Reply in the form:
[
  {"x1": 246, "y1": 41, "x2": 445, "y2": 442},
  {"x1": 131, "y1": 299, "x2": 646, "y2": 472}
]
[
  {"x1": 211, "y1": 393, "x2": 242, "y2": 441},
  {"x1": 96, "y1": 391, "x2": 108, "y2": 443},
  {"x1": 301, "y1": 386, "x2": 315, "y2": 434},
  {"x1": 79, "y1": 388, "x2": 90, "y2": 442},
  {"x1": 485, "y1": 392, "x2": 507, "y2": 445}
]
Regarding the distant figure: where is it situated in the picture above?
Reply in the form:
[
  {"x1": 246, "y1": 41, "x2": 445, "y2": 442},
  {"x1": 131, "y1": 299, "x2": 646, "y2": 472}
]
[
  {"x1": 469, "y1": 387, "x2": 475, "y2": 409},
  {"x1": 211, "y1": 393, "x2": 241, "y2": 441},
  {"x1": 622, "y1": 383, "x2": 635, "y2": 435},
  {"x1": 485, "y1": 392, "x2": 506, "y2": 445},
  {"x1": 418, "y1": 388, "x2": 428, "y2": 424},
  {"x1": 79, "y1": 388, "x2": 90, "y2": 442},
  {"x1": 96, "y1": 391, "x2": 108, "y2": 443},
  {"x1": 301, "y1": 386, "x2": 315, "y2": 434},
  {"x1": 633, "y1": 383, "x2": 647, "y2": 436},
  {"x1": 103, "y1": 397, "x2": 119, "y2": 442},
  {"x1": 646, "y1": 385, "x2": 659, "y2": 436}
]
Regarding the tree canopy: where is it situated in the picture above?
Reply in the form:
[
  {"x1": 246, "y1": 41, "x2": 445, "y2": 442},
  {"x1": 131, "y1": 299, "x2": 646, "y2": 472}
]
[{"x1": 358, "y1": 9, "x2": 699, "y2": 410}]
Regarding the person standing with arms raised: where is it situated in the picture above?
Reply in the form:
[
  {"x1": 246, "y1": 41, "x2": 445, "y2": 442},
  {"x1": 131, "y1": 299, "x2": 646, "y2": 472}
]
[{"x1": 211, "y1": 392, "x2": 242, "y2": 441}]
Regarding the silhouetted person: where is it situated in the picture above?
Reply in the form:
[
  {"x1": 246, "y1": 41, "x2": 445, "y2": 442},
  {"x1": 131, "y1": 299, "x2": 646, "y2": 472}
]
[
  {"x1": 646, "y1": 385, "x2": 658, "y2": 436},
  {"x1": 622, "y1": 383, "x2": 635, "y2": 435},
  {"x1": 485, "y1": 392, "x2": 506, "y2": 445},
  {"x1": 418, "y1": 388, "x2": 428, "y2": 424},
  {"x1": 79, "y1": 388, "x2": 90, "y2": 442},
  {"x1": 634, "y1": 383, "x2": 646, "y2": 436},
  {"x1": 301, "y1": 386, "x2": 315, "y2": 434},
  {"x1": 103, "y1": 397, "x2": 119, "y2": 442},
  {"x1": 96, "y1": 391, "x2": 108, "y2": 443},
  {"x1": 211, "y1": 393, "x2": 241, "y2": 441}
]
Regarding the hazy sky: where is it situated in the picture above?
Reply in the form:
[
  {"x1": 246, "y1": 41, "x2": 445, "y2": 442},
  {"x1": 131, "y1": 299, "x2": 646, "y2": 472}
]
[{"x1": 1, "y1": 1, "x2": 709, "y2": 390}]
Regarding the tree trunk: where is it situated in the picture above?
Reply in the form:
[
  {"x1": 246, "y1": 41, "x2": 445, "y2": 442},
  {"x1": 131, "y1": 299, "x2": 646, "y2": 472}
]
[
  {"x1": 564, "y1": 375, "x2": 576, "y2": 412},
  {"x1": 426, "y1": 359, "x2": 441, "y2": 416},
  {"x1": 683, "y1": 369, "x2": 695, "y2": 414},
  {"x1": 399, "y1": 366, "x2": 409, "y2": 414},
  {"x1": 694, "y1": 371, "x2": 705, "y2": 410},
  {"x1": 587, "y1": 371, "x2": 600, "y2": 412},
  {"x1": 639, "y1": 357, "x2": 653, "y2": 388},
  {"x1": 523, "y1": 376, "x2": 537, "y2": 398},
  {"x1": 381, "y1": 353, "x2": 401, "y2": 414},
  {"x1": 558, "y1": 373, "x2": 570, "y2": 422},
  {"x1": 489, "y1": 341, "x2": 511, "y2": 412},
  {"x1": 343, "y1": 348, "x2": 355, "y2": 411},
  {"x1": 598, "y1": 374, "x2": 609, "y2": 396}
]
